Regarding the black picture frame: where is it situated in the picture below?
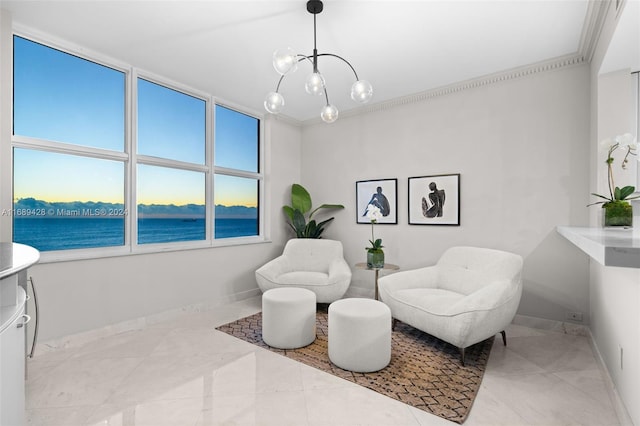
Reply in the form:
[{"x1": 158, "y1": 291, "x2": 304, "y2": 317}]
[
  {"x1": 356, "y1": 178, "x2": 398, "y2": 224},
  {"x1": 408, "y1": 174, "x2": 460, "y2": 226}
]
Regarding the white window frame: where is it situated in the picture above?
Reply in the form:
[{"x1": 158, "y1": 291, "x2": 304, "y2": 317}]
[{"x1": 10, "y1": 30, "x2": 266, "y2": 263}]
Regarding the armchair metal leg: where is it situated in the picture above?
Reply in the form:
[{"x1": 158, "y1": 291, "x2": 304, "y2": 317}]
[
  {"x1": 392, "y1": 318, "x2": 397, "y2": 331},
  {"x1": 500, "y1": 330, "x2": 507, "y2": 346},
  {"x1": 459, "y1": 347, "x2": 465, "y2": 366}
]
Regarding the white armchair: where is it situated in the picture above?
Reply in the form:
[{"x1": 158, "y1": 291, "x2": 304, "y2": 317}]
[
  {"x1": 378, "y1": 246, "x2": 523, "y2": 364},
  {"x1": 255, "y1": 239, "x2": 352, "y2": 303}
]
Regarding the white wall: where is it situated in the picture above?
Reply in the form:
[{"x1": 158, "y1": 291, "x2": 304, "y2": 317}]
[
  {"x1": 300, "y1": 64, "x2": 591, "y2": 323},
  {"x1": 26, "y1": 116, "x2": 301, "y2": 342}
]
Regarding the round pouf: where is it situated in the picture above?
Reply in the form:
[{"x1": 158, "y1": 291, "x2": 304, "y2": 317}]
[
  {"x1": 262, "y1": 287, "x2": 316, "y2": 349},
  {"x1": 328, "y1": 298, "x2": 391, "y2": 372}
]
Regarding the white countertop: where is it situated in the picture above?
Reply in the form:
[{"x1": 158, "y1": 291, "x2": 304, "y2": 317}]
[
  {"x1": 556, "y1": 226, "x2": 640, "y2": 268},
  {"x1": 0, "y1": 243, "x2": 40, "y2": 280}
]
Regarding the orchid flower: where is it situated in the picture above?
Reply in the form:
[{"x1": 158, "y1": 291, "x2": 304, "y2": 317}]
[{"x1": 366, "y1": 205, "x2": 384, "y2": 251}]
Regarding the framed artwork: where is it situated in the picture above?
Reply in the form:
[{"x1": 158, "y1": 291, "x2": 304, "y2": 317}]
[
  {"x1": 408, "y1": 174, "x2": 460, "y2": 225},
  {"x1": 356, "y1": 178, "x2": 398, "y2": 224}
]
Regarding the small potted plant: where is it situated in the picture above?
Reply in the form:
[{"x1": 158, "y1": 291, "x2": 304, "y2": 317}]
[
  {"x1": 365, "y1": 205, "x2": 384, "y2": 268},
  {"x1": 589, "y1": 133, "x2": 639, "y2": 227}
]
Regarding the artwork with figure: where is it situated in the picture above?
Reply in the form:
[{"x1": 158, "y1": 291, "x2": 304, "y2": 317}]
[
  {"x1": 422, "y1": 182, "x2": 445, "y2": 218},
  {"x1": 409, "y1": 174, "x2": 460, "y2": 225},
  {"x1": 364, "y1": 186, "x2": 391, "y2": 217},
  {"x1": 356, "y1": 179, "x2": 397, "y2": 224}
]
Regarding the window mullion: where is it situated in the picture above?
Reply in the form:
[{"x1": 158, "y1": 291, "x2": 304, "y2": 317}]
[
  {"x1": 136, "y1": 155, "x2": 208, "y2": 173},
  {"x1": 12, "y1": 136, "x2": 128, "y2": 162},
  {"x1": 213, "y1": 166, "x2": 263, "y2": 180},
  {"x1": 127, "y1": 68, "x2": 137, "y2": 251},
  {"x1": 207, "y1": 96, "x2": 214, "y2": 242}
]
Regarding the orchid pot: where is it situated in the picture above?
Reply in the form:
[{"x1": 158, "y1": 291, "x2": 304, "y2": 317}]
[
  {"x1": 589, "y1": 133, "x2": 639, "y2": 227},
  {"x1": 603, "y1": 201, "x2": 633, "y2": 227},
  {"x1": 366, "y1": 248, "x2": 385, "y2": 269}
]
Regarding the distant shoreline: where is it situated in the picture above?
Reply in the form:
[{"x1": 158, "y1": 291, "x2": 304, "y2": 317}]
[{"x1": 11, "y1": 198, "x2": 256, "y2": 219}]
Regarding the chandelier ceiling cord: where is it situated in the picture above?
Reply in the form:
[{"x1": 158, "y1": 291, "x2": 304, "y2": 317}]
[{"x1": 264, "y1": 0, "x2": 373, "y2": 123}]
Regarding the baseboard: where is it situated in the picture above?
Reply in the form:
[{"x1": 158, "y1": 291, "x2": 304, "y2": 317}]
[
  {"x1": 512, "y1": 314, "x2": 589, "y2": 336},
  {"x1": 31, "y1": 287, "x2": 262, "y2": 357}
]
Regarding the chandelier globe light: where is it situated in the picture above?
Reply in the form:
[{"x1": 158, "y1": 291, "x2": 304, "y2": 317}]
[{"x1": 264, "y1": 0, "x2": 373, "y2": 123}]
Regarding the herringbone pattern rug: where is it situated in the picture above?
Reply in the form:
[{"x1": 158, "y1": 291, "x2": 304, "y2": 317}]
[{"x1": 216, "y1": 307, "x2": 493, "y2": 424}]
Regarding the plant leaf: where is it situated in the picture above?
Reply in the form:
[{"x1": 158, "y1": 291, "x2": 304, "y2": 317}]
[
  {"x1": 309, "y1": 203, "x2": 345, "y2": 219},
  {"x1": 619, "y1": 186, "x2": 636, "y2": 200},
  {"x1": 614, "y1": 187, "x2": 622, "y2": 200},
  {"x1": 291, "y1": 184, "x2": 312, "y2": 214},
  {"x1": 315, "y1": 217, "x2": 334, "y2": 229},
  {"x1": 304, "y1": 220, "x2": 318, "y2": 238},
  {"x1": 590, "y1": 193, "x2": 612, "y2": 201},
  {"x1": 292, "y1": 209, "x2": 307, "y2": 236},
  {"x1": 282, "y1": 205, "x2": 295, "y2": 222}
]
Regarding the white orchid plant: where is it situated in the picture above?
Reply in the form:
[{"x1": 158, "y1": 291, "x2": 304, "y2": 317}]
[
  {"x1": 365, "y1": 205, "x2": 384, "y2": 252},
  {"x1": 590, "y1": 133, "x2": 640, "y2": 206}
]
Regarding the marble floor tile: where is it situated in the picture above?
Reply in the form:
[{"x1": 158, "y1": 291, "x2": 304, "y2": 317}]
[
  {"x1": 27, "y1": 356, "x2": 144, "y2": 409},
  {"x1": 478, "y1": 372, "x2": 619, "y2": 425},
  {"x1": 26, "y1": 297, "x2": 621, "y2": 426}
]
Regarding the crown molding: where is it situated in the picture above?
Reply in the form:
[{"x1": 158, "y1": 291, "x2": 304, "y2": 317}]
[
  {"x1": 301, "y1": 53, "x2": 587, "y2": 127},
  {"x1": 578, "y1": 0, "x2": 613, "y2": 64},
  {"x1": 266, "y1": 113, "x2": 303, "y2": 128}
]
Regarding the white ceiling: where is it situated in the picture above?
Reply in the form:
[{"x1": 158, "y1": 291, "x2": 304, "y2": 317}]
[{"x1": 2, "y1": 0, "x2": 597, "y2": 122}]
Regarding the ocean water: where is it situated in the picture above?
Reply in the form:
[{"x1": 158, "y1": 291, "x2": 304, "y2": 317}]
[{"x1": 13, "y1": 217, "x2": 258, "y2": 252}]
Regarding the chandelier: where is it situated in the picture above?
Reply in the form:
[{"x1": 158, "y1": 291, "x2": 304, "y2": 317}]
[{"x1": 263, "y1": 0, "x2": 373, "y2": 123}]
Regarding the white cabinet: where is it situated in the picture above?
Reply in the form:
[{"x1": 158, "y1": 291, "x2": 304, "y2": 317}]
[
  {"x1": 0, "y1": 243, "x2": 39, "y2": 426},
  {"x1": 0, "y1": 288, "x2": 28, "y2": 426}
]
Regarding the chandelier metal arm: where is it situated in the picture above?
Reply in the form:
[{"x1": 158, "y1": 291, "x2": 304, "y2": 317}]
[
  {"x1": 274, "y1": 74, "x2": 286, "y2": 93},
  {"x1": 273, "y1": 55, "x2": 332, "y2": 105},
  {"x1": 316, "y1": 53, "x2": 360, "y2": 81},
  {"x1": 293, "y1": 52, "x2": 360, "y2": 81}
]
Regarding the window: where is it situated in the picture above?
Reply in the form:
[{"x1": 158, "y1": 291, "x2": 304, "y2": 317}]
[
  {"x1": 214, "y1": 174, "x2": 259, "y2": 238},
  {"x1": 136, "y1": 78, "x2": 208, "y2": 245},
  {"x1": 12, "y1": 35, "x2": 263, "y2": 256},
  {"x1": 13, "y1": 149, "x2": 125, "y2": 251},
  {"x1": 137, "y1": 78, "x2": 206, "y2": 164},
  {"x1": 13, "y1": 36, "x2": 127, "y2": 252},
  {"x1": 214, "y1": 105, "x2": 260, "y2": 239},
  {"x1": 137, "y1": 165, "x2": 206, "y2": 244},
  {"x1": 13, "y1": 36, "x2": 125, "y2": 151}
]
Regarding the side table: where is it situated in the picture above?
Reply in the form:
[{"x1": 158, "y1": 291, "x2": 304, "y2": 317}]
[{"x1": 354, "y1": 262, "x2": 400, "y2": 300}]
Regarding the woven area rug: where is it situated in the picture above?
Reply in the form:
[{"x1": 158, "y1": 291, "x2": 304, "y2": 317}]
[{"x1": 216, "y1": 307, "x2": 493, "y2": 424}]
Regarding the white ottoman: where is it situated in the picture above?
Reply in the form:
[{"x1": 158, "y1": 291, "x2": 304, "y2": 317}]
[
  {"x1": 262, "y1": 287, "x2": 316, "y2": 349},
  {"x1": 328, "y1": 298, "x2": 391, "y2": 372}
]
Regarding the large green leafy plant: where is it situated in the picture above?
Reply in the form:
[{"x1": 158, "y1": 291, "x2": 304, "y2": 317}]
[{"x1": 283, "y1": 183, "x2": 344, "y2": 238}]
